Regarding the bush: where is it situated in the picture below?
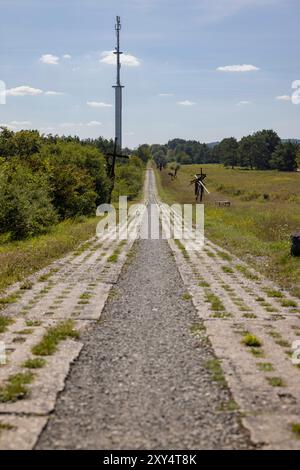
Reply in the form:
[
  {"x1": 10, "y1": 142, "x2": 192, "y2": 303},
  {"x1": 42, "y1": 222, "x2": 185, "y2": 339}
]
[
  {"x1": 50, "y1": 163, "x2": 98, "y2": 219},
  {"x1": 0, "y1": 162, "x2": 57, "y2": 239},
  {"x1": 112, "y1": 157, "x2": 144, "y2": 201}
]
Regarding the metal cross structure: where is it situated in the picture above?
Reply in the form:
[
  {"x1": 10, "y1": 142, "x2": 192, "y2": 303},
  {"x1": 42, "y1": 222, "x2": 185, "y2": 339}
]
[
  {"x1": 190, "y1": 168, "x2": 210, "y2": 202},
  {"x1": 113, "y1": 15, "x2": 124, "y2": 151}
]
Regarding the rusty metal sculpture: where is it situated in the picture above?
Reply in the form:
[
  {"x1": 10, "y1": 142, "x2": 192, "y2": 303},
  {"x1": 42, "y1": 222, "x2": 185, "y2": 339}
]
[{"x1": 190, "y1": 168, "x2": 209, "y2": 202}]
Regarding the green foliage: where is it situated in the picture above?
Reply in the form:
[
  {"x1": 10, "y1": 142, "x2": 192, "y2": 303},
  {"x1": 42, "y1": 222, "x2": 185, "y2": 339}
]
[
  {"x1": 0, "y1": 129, "x2": 111, "y2": 239},
  {"x1": 112, "y1": 156, "x2": 144, "y2": 201},
  {"x1": 270, "y1": 142, "x2": 298, "y2": 171},
  {"x1": 218, "y1": 137, "x2": 239, "y2": 168},
  {"x1": 0, "y1": 161, "x2": 58, "y2": 239},
  {"x1": 151, "y1": 130, "x2": 297, "y2": 172},
  {"x1": 134, "y1": 144, "x2": 151, "y2": 163}
]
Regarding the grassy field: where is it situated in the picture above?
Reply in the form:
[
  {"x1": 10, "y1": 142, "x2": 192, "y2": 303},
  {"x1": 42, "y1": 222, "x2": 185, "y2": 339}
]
[
  {"x1": 155, "y1": 164, "x2": 300, "y2": 297},
  {"x1": 0, "y1": 217, "x2": 99, "y2": 293}
]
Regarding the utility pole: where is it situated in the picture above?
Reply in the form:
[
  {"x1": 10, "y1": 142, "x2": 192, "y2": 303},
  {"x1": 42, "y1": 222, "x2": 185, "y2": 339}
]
[
  {"x1": 113, "y1": 15, "x2": 124, "y2": 151},
  {"x1": 105, "y1": 16, "x2": 128, "y2": 202}
]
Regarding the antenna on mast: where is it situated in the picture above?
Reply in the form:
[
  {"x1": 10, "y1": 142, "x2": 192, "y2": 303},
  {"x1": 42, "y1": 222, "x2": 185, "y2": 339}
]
[{"x1": 113, "y1": 15, "x2": 124, "y2": 151}]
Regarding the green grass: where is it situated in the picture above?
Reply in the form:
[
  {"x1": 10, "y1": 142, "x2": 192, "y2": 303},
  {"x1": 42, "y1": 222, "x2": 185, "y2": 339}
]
[
  {"x1": 266, "y1": 376, "x2": 285, "y2": 387},
  {"x1": 216, "y1": 250, "x2": 232, "y2": 262},
  {"x1": 0, "y1": 315, "x2": 14, "y2": 333},
  {"x1": 291, "y1": 423, "x2": 300, "y2": 439},
  {"x1": 222, "y1": 266, "x2": 234, "y2": 274},
  {"x1": 174, "y1": 239, "x2": 189, "y2": 259},
  {"x1": 0, "y1": 372, "x2": 34, "y2": 402},
  {"x1": 257, "y1": 362, "x2": 274, "y2": 372},
  {"x1": 79, "y1": 293, "x2": 92, "y2": 300},
  {"x1": 0, "y1": 421, "x2": 15, "y2": 433},
  {"x1": 182, "y1": 293, "x2": 192, "y2": 301},
  {"x1": 242, "y1": 333, "x2": 262, "y2": 348},
  {"x1": 107, "y1": 252, "x2": 120, "y2": 263},
  {"x1": 38, "y1": 268, "x2": 59, "y2": 283},
  {"x1": 264, "y1": 289, "x2": 284, "y2": 299},
  {"x1": 23, "y1": 358, "x2": 46, "y2": 369},
  {"x1": 204, "y1": 359, "x2": 227, "y2": 387},
  {"x1": 20, "y1": 280, "x2": 33, "y2": 291},
  {"x1": 32, "y1": 320, "x2": 79, "y2": 356},
  {"x1": 16, "y1": 329, "x2": 33, "y2": 335},
  {"x1": 0, "y1": 294, "x2": 19, "y2": 307},
  {"x1": 198, "y1": 281, "x2": 210, "y2": 288},
  {"x1": 154, "y1": 164, "x2": 300, "y2": 297},
  {"x1": 235, "y1": 265, "x2": 259, "y2": 281},
  {"x1": 218, "y1": 399, "x2": 239, "y2": 412},
  {"x1": 281, "y1": 299, "x2": 298, "y2": 308},
  {"x1": 205, "y1": 291, "x2": 225, "y2": 312},
  {"x1": 0, "y1": 217, "x2": 98, "y2": 293},
  {"x1": 189, "y1": 322, "x2": 206, "y2": 336}
]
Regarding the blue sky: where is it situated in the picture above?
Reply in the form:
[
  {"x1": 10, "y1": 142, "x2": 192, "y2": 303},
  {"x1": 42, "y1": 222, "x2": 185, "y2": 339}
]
[{"x1": 0, "y1": 0, "x2": 299, "y2": 147}]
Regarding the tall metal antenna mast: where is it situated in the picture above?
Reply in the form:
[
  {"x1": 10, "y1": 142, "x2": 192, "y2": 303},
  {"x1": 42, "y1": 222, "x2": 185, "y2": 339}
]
[{"x1": 113, "y1": 15, "x2": 124, "y2": 151}]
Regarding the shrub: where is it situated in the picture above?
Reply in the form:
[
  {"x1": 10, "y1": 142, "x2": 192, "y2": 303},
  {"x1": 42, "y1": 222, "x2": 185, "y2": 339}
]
[{"x1": 0, "y1": 162, "x2": 57, "y2": 239}]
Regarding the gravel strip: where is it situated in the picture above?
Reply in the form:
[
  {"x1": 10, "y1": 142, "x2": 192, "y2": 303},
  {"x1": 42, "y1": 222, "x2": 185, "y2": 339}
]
[{"x1": 37, "y1": 234, "x2": 253, "y2": 450}]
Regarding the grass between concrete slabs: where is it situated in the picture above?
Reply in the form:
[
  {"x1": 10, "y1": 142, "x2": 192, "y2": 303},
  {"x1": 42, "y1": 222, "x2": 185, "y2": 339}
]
[
  {"x1": 0, "y1": 217, "x2": 99, "y2": 293},
  {"x1": 32, "y1": 320, "x2": 80, "y2": 357},
  {"x1": 0, "y1": 372, "x2": 34, "y2": 403}
]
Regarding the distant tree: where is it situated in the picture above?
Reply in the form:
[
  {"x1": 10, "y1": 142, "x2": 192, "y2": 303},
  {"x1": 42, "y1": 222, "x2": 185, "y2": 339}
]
[
  {"x1": 296, "y1": 147, "x2": 300, "y2": 169},
  {"x1": 218, "y1": 137, "x2": 239, "y2": 168},
  {"x1": 153, "y1": 150, "x2": 167, "y2": 170},
  {"x1": 239, "y1": 135, "x2": 254, "y2": 169},
  {"x1": 255, "y1": 129, "x2": 281, "y2": 155},
  {"x1": 249, "y1": 134, "x2": 270, "y2": 170},
  {"x1": 13, "y1": 130, "x2": 42, "y2": 158},
  {"x1": 0, "y1": 127, "x2": 15, "y2": 158},
  {"x1": 135, "y1": 144, "x2": 151, "y2": 163},
  {"x1": 270, "y1": 142, "x2": 298, "y2": 171},
  {"x1": 251, "y1": 130, "x2": 281, "y2": 169}
]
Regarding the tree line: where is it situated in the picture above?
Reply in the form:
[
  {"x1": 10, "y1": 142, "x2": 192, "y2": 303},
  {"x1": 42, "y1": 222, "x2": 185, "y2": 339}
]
[
  {"x1": 0, "y1": 128, "x2": 145, "y2": 240},
  {"x1": 151, "y1": 131, "x2": 300, "y2": 172}
]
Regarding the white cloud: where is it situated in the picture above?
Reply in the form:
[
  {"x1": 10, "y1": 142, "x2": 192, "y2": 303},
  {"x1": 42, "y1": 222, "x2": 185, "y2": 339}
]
[
  {"x1": 237, "y1": 100, "x2": 252, "y2": 106},
  {"x1": 87, "y1": 101, "x2": 112, "y2": 108},
  {"x1": 217, "y1": 64, "x2": 259, "y2": 72},
  {"x1": 0, "y1": 120, "x2": 31, "y2": 129},
  {"x1": 63, "y1": 54, "x2": 72, "y2": 60},
  {"x1": 6, "y1": 86, "x2": 65, "y2": 98},
  {"x1": 10, "y1": 120, "x2": 32, "y2": 126},
  {"x1": 159, "y1": 93, "x2": 174, "y2": 97},
  {"x1": 100, "y1": 50, "x2": 141, "y2": 67},
  {"x1": 177, "y1": 100, "x2": 196, "y2": 106},
  {"x1": 6, "y1": 86, "x2": 43, "y2": 96},
  {"x1": 40, "y1": 54, "x2": 60, "y2": 65},
  {"x1": 125, "y1": 131, "x2": 135, "y2": 136},
  {"x1": 276, "y1": 95, "x2": 291, "y2": 101},
  {"x1": 60, "y1": 122, "x2": 84, "y2": 128},
  {"x1": 45, "y1": 91, "x2": 64, "y2": 96},
  {"x1": 0, "y1": 123, "x2": 16, "y2": 130},
  {"x1": 87, "y1": 121, "x2": 102, "y2": 127},
  {"x1": 60, "y1": 121, "x2": 101, "y2": 128}
]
